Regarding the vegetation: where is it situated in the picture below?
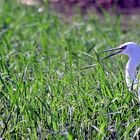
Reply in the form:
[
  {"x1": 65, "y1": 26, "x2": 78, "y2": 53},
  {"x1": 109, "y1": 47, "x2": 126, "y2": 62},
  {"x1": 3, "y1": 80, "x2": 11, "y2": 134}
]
[{"x1": 0, "y1": 1, "x2": 140, "y2": 139}]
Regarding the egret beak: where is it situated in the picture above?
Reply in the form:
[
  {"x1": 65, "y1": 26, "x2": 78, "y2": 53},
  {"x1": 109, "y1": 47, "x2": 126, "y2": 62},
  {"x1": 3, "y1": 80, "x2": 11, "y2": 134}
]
[{"x1": 99, "y1": 47, "x2": 122, "y2": 60}]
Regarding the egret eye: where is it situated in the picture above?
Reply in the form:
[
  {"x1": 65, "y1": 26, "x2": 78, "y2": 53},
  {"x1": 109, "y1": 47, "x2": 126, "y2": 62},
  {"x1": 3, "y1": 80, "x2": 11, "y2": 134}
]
[{"x1": 120, "y1": 45, "x2": 127, "y2": 50}]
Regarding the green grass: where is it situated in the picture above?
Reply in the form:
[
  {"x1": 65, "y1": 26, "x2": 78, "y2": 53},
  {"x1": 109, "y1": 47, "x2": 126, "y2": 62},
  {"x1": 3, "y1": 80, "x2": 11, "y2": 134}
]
[{"x1": 0, "y1": 1, "x2": 140, "y2": 139}]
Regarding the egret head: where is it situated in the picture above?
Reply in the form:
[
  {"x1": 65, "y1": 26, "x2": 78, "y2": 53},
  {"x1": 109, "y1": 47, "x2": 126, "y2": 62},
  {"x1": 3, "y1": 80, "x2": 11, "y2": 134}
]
[
  {"x1": 119, "y1": 42, "x2": 139, "y2": 55},
  {"x1": 100, "y1": 42, "x2": 140, "y2": 60}
]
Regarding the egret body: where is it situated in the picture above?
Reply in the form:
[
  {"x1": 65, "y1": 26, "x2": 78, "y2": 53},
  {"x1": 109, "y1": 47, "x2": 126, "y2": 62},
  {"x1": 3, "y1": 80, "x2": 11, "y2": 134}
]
[{"x1": 100, "y1": 42, "x2": 140, "y2": 101}]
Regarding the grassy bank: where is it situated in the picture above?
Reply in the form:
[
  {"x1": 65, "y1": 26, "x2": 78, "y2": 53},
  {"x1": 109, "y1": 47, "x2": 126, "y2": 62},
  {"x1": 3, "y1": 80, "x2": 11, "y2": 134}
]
[{"x1": 0, "y1": 1, "x2": 140, "y2": 139}]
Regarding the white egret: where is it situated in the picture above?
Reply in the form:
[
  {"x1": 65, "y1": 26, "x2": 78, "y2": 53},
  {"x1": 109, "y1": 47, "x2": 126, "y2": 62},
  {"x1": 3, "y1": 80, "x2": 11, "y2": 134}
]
[{"x1": 100, "y1": 42, "x2": 140, "y2": 101}]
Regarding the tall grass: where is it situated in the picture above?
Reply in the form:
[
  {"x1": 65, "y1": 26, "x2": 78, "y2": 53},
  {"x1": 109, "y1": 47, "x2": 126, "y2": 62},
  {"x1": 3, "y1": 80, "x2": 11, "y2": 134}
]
[{"x1": 0, "y1": 1, "x2": 140, "y2": 139}]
